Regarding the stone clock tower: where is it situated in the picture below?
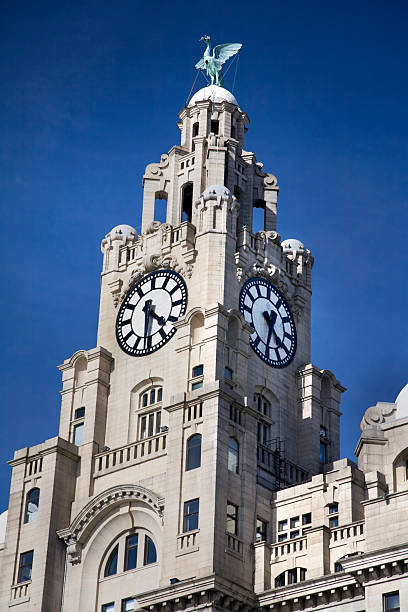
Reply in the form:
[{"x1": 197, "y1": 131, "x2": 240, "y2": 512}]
[{"x1": 6, "y1": 79, "x2": 408, "y2": 612}]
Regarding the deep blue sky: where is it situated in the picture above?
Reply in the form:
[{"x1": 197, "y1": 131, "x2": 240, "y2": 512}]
[{"x1": 0, "y1": 1, "x2": 407, "y2": 509}]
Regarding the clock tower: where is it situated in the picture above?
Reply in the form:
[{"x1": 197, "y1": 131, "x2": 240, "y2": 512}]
[{"x1": 0, "y1": 82, "x2": 347, "y2": 611}]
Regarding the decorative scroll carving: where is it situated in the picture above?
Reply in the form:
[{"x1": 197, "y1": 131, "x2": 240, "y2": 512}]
[
  {"x1": 235, "y1": 259, "x2": 280, "y2": 284},
  {"x1": 66, "y1": 540, "x2": 82, "y2": 565},
  {"x1": 144, "y1": 154, "x2": 169, "y2": 178},
  {"x1": 107, "y1": 278, "x2": 123, "y2": 307},
  {"x1": 263, "y1": 173, "x2": 278, "y2": 187},
  {"x1": 361, "y1": 402, "x2": 397, "y2": 430}
]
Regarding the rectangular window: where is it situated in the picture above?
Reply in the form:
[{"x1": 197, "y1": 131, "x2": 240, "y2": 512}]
[
  {"x1": 256, "y1": 519, "x2": 268, "y2": 541},
  {"x1": 320, "y1": 441, "x2": 327, "y2": 463},
  {"x1": 192, "y1": 364, "x2": 204, "y2": 377},
  {"x1": 224, "y1": 366, "x2": 233, "y2": 380},
  {"x1": 142, "y1": 393, "x2": 148, "y2": 407},
  {"x1": 405, "y1": 459, "x2": 408, "y2": 480},
  {"x1": 191, "y1": 381, "x2": 203, "y2": 390},
  {"x1": 122, "y1": 598, "x2": 136, "y2": 611},
  {"x1": 140, "y1": 415, "x2": 147, "y2": 439},
  {"x1": 18, "y1": 550, "x2": 33, "y2": 583},
  {"x1": 329, "y1": 517, "x2": 339, "y2": 528},
  {"x1": 139, "y1": 411, "x2": 161, "y2": 440},
  {"x1": 157, "y1": 387, "x2": 163, "y2": 402},
  {"x1": 290, "y1": 530, "x2": 300, "y2": 539},
  {"x1": 278, "y1": 520, "x2": 288, "y2": 532},
  {"x1": 192, "y1": 121, "x2": 199, "y2": 137},
  {"x1": 383, "y1": 592, "x2": 400, "y2": 612},
  {"x1": 124, "y1": 534, "x2": 138, "y2": 571},
  {"x1": 320, "y1": 425, "x2": 328, "y2": 438},
  {"x1": 183, "y1": 498, "x2": 199, "y2": 532},
  {"x1": 328, "y1": 503, "x2": 338, "y2": 514},
  {"x1": 73, "y1": 423, "x2": 84, "y2": 445},
  {"x1": 210, "y1": 120, "x2": 219, "y2": 134},
  {"x1": 290, "y1": 517, "x2": 300, "y2": 528},
  {"x1": 102, "y1": 604, "x2": 115, "y2": 612},
  {"x1": 302, "y1": 513, "x2": 312, "y2": 525},
  {"x1": 148, "y1": 413, "x2": 154, "y2": 437},
  {"x1": 74, "y1": 407, "x2": 85, "y2": 419},
  {"x1": 288, "y1": 568, "x2": 297, "y2": 584},
  {"x1": 278, "y1": 533, "x2": 288, "y2": 542},
  {"x1": 226, "y1": 502, "x2": 238, "y2": 535}
]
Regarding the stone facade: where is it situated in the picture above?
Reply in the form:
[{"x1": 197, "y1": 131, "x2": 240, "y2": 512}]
[{"x1": 0, "y1": 84, "x2": 406, "y2": 612}]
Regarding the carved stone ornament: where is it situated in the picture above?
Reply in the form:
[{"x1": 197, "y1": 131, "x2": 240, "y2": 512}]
[
  {"x1": 360, "y1": 402, "x2": 397, "y2": 430},
  {"x1": 57, "y1": 484, "x2": 163, "y2": 564},
  {"x1": 118, "y1": 254, "x2": 193, "y2": 306},
  {"x1": 235, "y1": 258, "x2": 280, "y2": 284},
  {"x1": 144, "y1": 154, "x2": 169, "y2": 178}
]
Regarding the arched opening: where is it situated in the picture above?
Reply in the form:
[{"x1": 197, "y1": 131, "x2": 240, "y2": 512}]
[
  {"x1": 190, "y1": 312, "x2": 205, "y2": 345},
  {"x1": 104, "y1": 544, "x2": 118, "y2": 577},
  {"x1": 74, "y1": 356, "x2": 87, "y2": 388},
  {"x1": 275, "y1": 567, "x2": 307, "y2": 588},
  {"x1": 144, "y1": 535, "x2": 157, "y2": 565},
  {"x1": 393, "y1": 447, "x2": 408, "y2": 492},
  {"x1": 24, "y1": 488, "x2": 40, "y2": 524},
  {"x1": 181, "y1": 183, "x2": 193, "y2": 223},
  {"x1": 252, "y1": 199, "x2": 266, "y2": 233},
  {"x1": 186, "y1": 434, "x2": 202, "y2": 471},
  {"x1": 154, "y1": 191, "x2": 168, "y2": 224},
  {"x1": 228, "y1": 437, "x2": 239, "y2": 473}
]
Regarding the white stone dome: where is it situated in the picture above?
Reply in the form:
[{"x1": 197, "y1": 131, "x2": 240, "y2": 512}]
[
  {"x1": 281, "y1": 238, "x2": 305, "y2": 253},
  {"x1": 395, "y1": 384, "x2": 408, "y2": 419},
  {"x1": 188, "y1": 85, "x2": 238, "y2": 107},
  {"x1": 0, "y1": 510, "x2": 7, "y2": 545},
  {"x1": 202, "y1": 185, "x2": 232, "y2": 201},
  {"x1": 109, "y1": 224, "x2": 137, "y2": 240}
]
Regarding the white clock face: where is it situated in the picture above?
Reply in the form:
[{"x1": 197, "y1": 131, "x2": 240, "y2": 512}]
[
  {"x1": 239, "y1": 277, "x2": 297, "y2": 368},
  {"x1": 116, "y1": 269, "x2": 187, "y2": 356}
]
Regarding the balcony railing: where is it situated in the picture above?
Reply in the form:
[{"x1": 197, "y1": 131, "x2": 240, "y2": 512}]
[
  {"x1": 177, "y1": 529, "x2": 199, "y2": 555},
  {"x1": 226, "y1": 532, "x2": 243, "y2": 556},
  {"x1": 330, "y1": 520, "x2": 364, "y2": 543},
  {"x1": 271, "y1": 535, "x2": 307, "y2": 559},
  {"x1": 10, "y1": 581, "x2": 30, "y2": 601},
  {"x1": 94, "y1": 433, "x2": 167, "y2": 477}
]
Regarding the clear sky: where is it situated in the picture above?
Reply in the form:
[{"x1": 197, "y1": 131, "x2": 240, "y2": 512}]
[{"x1": 0, "y1": 0, "x2": 407, "y2": 509}]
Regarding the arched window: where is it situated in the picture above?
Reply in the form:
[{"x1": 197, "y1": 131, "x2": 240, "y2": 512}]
[
  {"x1": 186, "y1": 434, "x2": 202, "y2": 471},
  {"x1": 104, "y1": 545, "x2": 118, "y2": 577},
  {"x1": 144, "y1": 535, "x2": 157, "y2": 565},
  {"x1": 24, "y1": 488, "x2": 40, "y2": 524},
  {"x1": 228, "y1": 437, "x2": 239, "y2": 474},
  {"x1": 181, "y1": 183, "x2": 193, "y2": 223},
  {"x1": 125, "y1": 534, "x2": 138, "y2": 570},
  {"x1": 334, "y1": 561, "x2": 344, "y2": 573},
  {"x1": 275, "y1": 568, "x2": 307, "y2": 588}
]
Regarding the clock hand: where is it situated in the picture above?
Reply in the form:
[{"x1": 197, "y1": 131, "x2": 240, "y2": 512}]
[
  {"x1": 149, "y1": 309, "x2": 166, "y2": 326},
  {"x1": 264, "y1": 309, "x2": 280, "y2": 347},
  {"x1": 142, "y1": 299, "x2": 153, "y2": 348}
]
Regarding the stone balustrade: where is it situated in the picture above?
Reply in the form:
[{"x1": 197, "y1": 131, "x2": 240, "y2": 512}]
[
  {"x1": 10, "y1": 581, "x2": 30, "y2": 602},
  {"x1": 94, "y1": 433, "x2": 167, "y2": 477}
]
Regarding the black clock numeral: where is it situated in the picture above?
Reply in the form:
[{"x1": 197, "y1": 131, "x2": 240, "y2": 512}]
[
  {"x1": 158, "y1": 328, "x2": 167, "y2": 340},
  {"x1": 150, "y1": 276, "x2": 156, "y2": 290},
  {"x1": 281, "y1": 316, "x2": 290, "y2": 324},
  {"x1": 123, "y1": 330, "x2": 133, "y2": 342},
  {"x1": 252, "y1": 335, "x2": 261, "y2": 348},
  {"x1": 169, "y1": 285, "x2": 180, "y2": 295},
  {"x1": 284, "y1": 332, "x2": 293, "y2": 341},
  {"x1": 172, "y1": 299, "x2": 183, "y2": 307},
  {"x1": 280, "y1": 343, "x2": 289, "y2": 355},
  {"x1": 168, "y1": 315, "x2": 178, "y2": 323},
  {"x1": 162, "y1": 276, "x2": 170, "y2": 290},
  {"x1": 275, "y1": 298, "x2": 282, "y2": 310},
  {"x1": 136, "y1": 287, "x2": 144, "y2": 299},
  {"x1": 125, "y1": 303, "x2": 136, "y2": 311},
  {"x1": 122, "y1": 318, "x2": 132, "y2": 326},
  {"x1": 243, "y1": 303, "x2": 252, "y2": 314}
]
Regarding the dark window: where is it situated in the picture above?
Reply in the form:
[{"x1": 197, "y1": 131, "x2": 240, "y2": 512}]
[
  {"x1": 224, "y1": 366, "x2": 233, "y2": 380},
  {"x1": 191, "y1": 381, "x2": 203, "y2": 390},
  {"x1": 192, "y1": 122, "x2": 199, "y2": 137},
  {"x1": 210, "y1": 120, "x2": 219, "y2": 134},
  {"x1": 183, "y1": 499, "x2": 199, "y2": 532},
  {"x1": 302, "y1": 513, "x2": 312, "y2": 525},
  {"x1": 328, "y1": 503, "x2": 338, "y2": 514},
  {"x1": 181, "y1": 183, "x2": 193, "y2": 223},
  {"x1": 186, "y1": 434, "x2": 202, "y2": 471},
  {"x1": 231, "y1": 123, "x2": 236, "y2": 139},
  {"x1": 75, "y1": 407, "x2": 85, "y2": 419},
  {"x1": 320, "y1": 425, "x2": 328, "y2": 438},
  {"x1": 275, "y1": 572, "x2": 285, "y2": 587},
  {"x1": 192, "y1": 364, "x2": 204, "y2": 377},
  {"x1": 334, "y1": 561, "x2": 344, "y2": 573},
  {"x1": 329, "y1": 517, "x2": 339, "y2": 528},
  {"x1": 383, "y1": 592, "x2": 400, "y2": 612},
  {"x1": 142, "y1": 393, "x2": 148, "y2": 407},
  {"x1": 125, "y1": 534, "x2": 138, "y2": 571},
  {"x1": 288, "y1": 568, "x2": 297, "y2": 584},
  {"x1": 24, "y1": 488, "x2": 40, "y2": 524},
  {"x1": 104, "y1": 545, "x2": 118, "y2": 577},
  {"x1": 278, "y1": 520, "x2": 288, "y2": 532},
  {"x1": 18, "y1": 550, "x2": 33, "y2": 583},
  {"x1": 278, "y1": 533, "x2": 288, "y2": 542},
  {"x1": 144, "y1": 536, "x2": 157, "y2": 565},
  {"x1": 73, "y1": 422, "x2": 84, "y2": 445},
  {"x1": 320, "y1": 441, "x2": 327, "y2": 463},
  {"x1": 256, "y1": 519, "x2": 268, "y2": 541},
  {"x1": 122, "y1": 598, "x2": 136, "y2": 612},
  {"x1": 234, "y1": 185, "x2": 241, "y2": 200},
  {"x1": 150, "y1": 389, "x2": 156, "y2": 405},
  {"x1": 157, "y1": 387, "x2": 163, "y2": 402},
  {"x1": 228, "y1": 438, "x2": 239, "y2": 473},
  {"x1": 102, "y1": 604, "x2": 115, "y2": 612},
  {"x1": 140, "y1": 415, "x2": 147, "y2": 439},
  {"x1": 226, "y1": 502, "x2": 238, "y2": 535}
]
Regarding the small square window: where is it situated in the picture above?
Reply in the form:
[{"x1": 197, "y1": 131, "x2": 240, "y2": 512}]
[
  {"x1": 122, "y1": 597, "x2": 136, "y2": 612},
  {"x1": 18, "y1": 550, "x2": 33, "y2": 583},
  {"x1": 329, "y1": 517, "x2": 339, "y2": 528},
  {"x1": 73, "y1": 423, "x2": 84, "y2": 445},
  {"x1": 75, "y1": 407, "x2": 85, "y2": 419},
  {"x1": 224, "y1": 366, "x2": 233, "y2": 380},
  {"x1": 290, "y1": 530, "x2": 300, "y2": 539},
  {"x1": 278, "y1": 533, "x2": 288, "y2": 542},
  {"x1": 290, "y1": 517, "x2": 300, "y2": 529},
  {"x1": 226, "y1": 502, "x2": 238, "y2": 535},
  {"x1": 191, "y1": 381, "x2": 203, "y2": 390},
  {"x1": 383, "y1": 591, "x2": 400, "y2": 612},
  {"x1": 192, "y1": 364, "x2": 204, "y2": 377},
  {"x1": 210, "y1": 120, "x2": 219, "y2": 134},
  {"x1": 278, "y1": 520, "x2": 288, "y2": 532},
  {"x1": 142, "y1": 393, "x2": 148, "y2": 407},
  {"x1": 102, "y1": 604, "x2": 115, "y2": 612},
  {"x1": 302, "y1": 513, "x2": 312, "y2": 525},
  {"x1": 328, "y1": 503, "x2": 338, "y2": 514}
]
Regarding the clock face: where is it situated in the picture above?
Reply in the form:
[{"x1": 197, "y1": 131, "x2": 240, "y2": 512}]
[
  {"x1": 239, "y1": 277, "x2": 297, "y2": 368},
  {"x1": 116, "y1": 269, "x2": 188, "y2": 356}
]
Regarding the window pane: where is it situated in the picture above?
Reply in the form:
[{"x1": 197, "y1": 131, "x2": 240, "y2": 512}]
[
  {"x1": 155, "y1": 410, "x2": 161, "y2": 434},
  {"x1": 228, "y1": 438, "x2": 239, "y2": 473},
  {"x1": 150, "y1": 389, "x2": 156, "y2": 405},
  {"x1": 329, "y1": 517, "x2": 339, "y2": 528},
  {"x1": 302, "y1": 513, "x2": 311, "y2": 525},
  {"x1": 142, "y1": 393, "x2": 148, "y2": 407},
  {"x1": 226, "y1": 503, "x2": 238, "y2": 535},
  {"x1": 104, "y1": 545, "x2": 118, "y2": 577},
  {"x1": 183, "y1": 499, "x2": 199, "y2": 532},
  {"x1": 157, "y1": 387, "x2": 163, "y2": 402},
  {"x1": 290, "y1": 517, "x2": 300, "y2": 528},
  {"x1": 288, "y1": 568, "x2": 297, "y2": 584},
  {"x1": 144, "y1": 536, "x2": 157, "y2": 565},
  {"x1": 225, "y1": 367, "x2": 233, "y2": 380},
  {"x1": 18, "y1": 550, "x2": 33, "y2": 583},
  {"x1": 320, "y1": 441, "x2": 327, "y2": 463},
  {"x1": 384, "y1": 592, "x2": 400, "y2": 611},
  {"x1": 122, "y1": 598, "x2": 136, "y2": 611},
  {"x1": 125, "y1": 534, "x2": 138, "y2": 570},
  {"x1": 186, "y1": 434, "x2": 201, "y2": 470},
  {"x1": 75, "y1": 407, "x2": 85, "y2": 419},
  {"x1": 25, "y1": 488, "x2": 40, "y2": 524},
  {"x1": 74, "y1": 423, "x2": 84, "y2": 445},
  {"x1": 278, "y1": 520, "x2": 288, "y2": 531},
  {"x1": 140, "y1": 415, "x2": 147, "y2": 439},
  {"x1": 256, "y1": 519, "x2": 267, "y2": 541},
  {"x1": 192, "y1": 381, "x2": 203, "y2": 390},
  {"x1": 148, "y1": 413, "x2": 154, "y2": 437},
  {"x1": 102, "y1": 604, "x2": 115, "y2": 612},
  {"x1": 328, "y1": 503, "x2": 338, "y2": 514},
  {"x1": 192, "y1": 364, "x2": 203, "y2": 377}
]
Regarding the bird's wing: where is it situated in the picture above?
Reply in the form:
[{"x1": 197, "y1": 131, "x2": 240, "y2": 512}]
[
  {"x1": 213, "y1": 43, "x2": 242, "y2": 66},
  {"x1": 195, "y1": 57, "x2": 206, "y2": 69}
]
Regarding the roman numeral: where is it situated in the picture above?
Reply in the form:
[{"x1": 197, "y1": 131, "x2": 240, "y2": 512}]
[
  {"x1": 284, "y1": 332, "x2": 293, "y2": 341},
  {"x1": 123, "y1": 330, "x2": 133, "y2": 342},
  {"x1": 144, "y1": 335, "x2": 152, "y2": 350},
  {"x1": 125, "y1": 303, "x2": 136, "y2": 311},
  {"x1": 281, "y1": 316, "x2": 290, "y2": 324},
  {"x1": 275, "y1": 298, "x2": 282, "y2": 310},
  {"x1": 122, "y1": 319, "x2": 132, "y2": 326},
  {"x1": 158, "y1": 328, "x2": 167, "y2": 340},
  {"x1": 162, "y1": 276, "x2": 169, "y2": 290},
  {"x1": 169, "y1": 285, "x2": 180, "y2": 295},
  {"x1": 280, "y1": 343, "x2": 289, "y2": 354},
  {"x1": 252, "y1": 336, "x2": 261, "y2": 348},
  {"x1": 243, "y1": 304, "x2": 252, "y2": 314},
  {"x1": 172, "y1": 299, "x2": 183, "y2": 307},
  {"x1": 136, "y1": 287, "x2": 144, "y2": 299},
  {"x1": 254, "y1": 284, "x2": 262, "y2": 298}
]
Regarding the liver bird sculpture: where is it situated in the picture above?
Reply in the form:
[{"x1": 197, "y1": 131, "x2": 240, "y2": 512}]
[{"x1": 195, "y1": 36, "x2": 242, "y2": 87}]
